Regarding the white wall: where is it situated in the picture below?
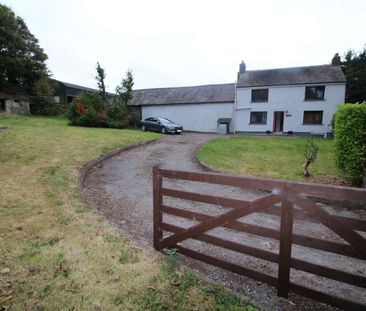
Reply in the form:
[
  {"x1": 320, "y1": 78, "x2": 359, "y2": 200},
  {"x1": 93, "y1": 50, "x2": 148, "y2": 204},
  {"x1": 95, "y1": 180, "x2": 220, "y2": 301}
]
[
  {"x1": 142, "y1": 102, "x2": 234, "y2": 132},
  {"x1": 235, "y1": 83, "x2": 345, "y2": 134}
]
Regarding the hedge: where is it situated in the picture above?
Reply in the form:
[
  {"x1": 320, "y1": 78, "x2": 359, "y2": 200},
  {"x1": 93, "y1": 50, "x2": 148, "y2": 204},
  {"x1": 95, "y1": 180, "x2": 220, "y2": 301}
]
[{"x1": 333, "y1": 102, "x2": 366, "y2": 184}]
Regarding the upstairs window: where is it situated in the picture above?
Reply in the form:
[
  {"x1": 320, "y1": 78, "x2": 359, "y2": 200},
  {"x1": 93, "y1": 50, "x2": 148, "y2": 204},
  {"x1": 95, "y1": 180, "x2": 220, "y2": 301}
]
[
  {"x1": 251, "y1": 89, "x2": 268, "y2": 102},
  {"x1": 305, "y1": 86, "x2": 325, "y2": 101},
  {"x1": 250, "y1": 111, "x2": 267, "y2": 124},
  {"x1": 303, "y1": 111, "x2": 323, "y2": 124}
]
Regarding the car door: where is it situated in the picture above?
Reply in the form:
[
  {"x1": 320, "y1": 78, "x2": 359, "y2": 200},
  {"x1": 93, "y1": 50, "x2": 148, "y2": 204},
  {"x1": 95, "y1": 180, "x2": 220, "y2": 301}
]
[
  {"x1": 144, "y1": 117, "x2": 154, "y2": 130},
  {"x1": 151, "y1": 118, "x2": 161, "y2": 132}
]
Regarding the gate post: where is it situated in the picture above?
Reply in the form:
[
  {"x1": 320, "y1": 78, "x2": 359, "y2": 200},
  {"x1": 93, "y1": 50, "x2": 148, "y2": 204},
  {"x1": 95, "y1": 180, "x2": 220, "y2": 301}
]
[
  {"x1": 277, "y1": 198, "x2": 294, "y2": 298},
  {"x1": 153, "y1": 165, "x2": 163, "y2": 250}
]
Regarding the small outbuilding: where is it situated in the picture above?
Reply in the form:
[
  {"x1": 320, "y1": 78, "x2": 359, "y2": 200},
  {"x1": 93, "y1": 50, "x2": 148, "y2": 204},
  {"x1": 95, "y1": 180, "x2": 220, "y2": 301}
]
[{"x1": 0, "y1": 91, "x2": 30, "y2": 115}]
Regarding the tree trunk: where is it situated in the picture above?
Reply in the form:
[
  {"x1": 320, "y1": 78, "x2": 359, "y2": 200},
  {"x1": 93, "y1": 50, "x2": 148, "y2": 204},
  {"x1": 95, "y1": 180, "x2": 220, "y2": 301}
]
[{"x1": 303, "y1": 160, "x2": 311, "y2": 177}]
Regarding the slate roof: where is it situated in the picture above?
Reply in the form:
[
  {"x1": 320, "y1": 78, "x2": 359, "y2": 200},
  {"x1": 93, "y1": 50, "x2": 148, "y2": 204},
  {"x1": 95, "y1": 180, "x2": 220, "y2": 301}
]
[
  {"x1": 128, "y1": 83, "x2": 235, "y2": 106},
  {"x1": 57, "y1": 81, "x2": 115, "y2": 96},
  {"x1": 237, "y1": 65, "x2": 345, "y2": 88},
  {"x1": 59, "y1": 81, "x2": 98, "y2": 93}
]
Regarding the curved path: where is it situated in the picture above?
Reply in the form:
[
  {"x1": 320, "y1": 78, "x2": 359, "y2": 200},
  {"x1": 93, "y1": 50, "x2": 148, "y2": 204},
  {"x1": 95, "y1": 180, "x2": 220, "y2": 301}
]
[
  {"x1": 83, "y1": 132, "x2": 364, "y2": 311},
  {"x1": 83, "y1": 133, "x2": 217, "y2": 247}
]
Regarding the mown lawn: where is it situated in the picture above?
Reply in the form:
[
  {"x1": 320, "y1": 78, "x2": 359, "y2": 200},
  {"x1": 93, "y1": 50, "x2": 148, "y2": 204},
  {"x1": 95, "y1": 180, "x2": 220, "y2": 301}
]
[
  {"x1": 198, "y1": 135, "x2": 342, "y2": 182},
  {"x1": 0, "y1": 115, "x2": 255, "y2": 310}
]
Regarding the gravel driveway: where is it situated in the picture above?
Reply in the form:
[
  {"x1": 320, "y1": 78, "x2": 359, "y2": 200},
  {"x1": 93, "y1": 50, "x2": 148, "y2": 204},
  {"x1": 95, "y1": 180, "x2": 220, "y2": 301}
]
[{"x1": 82, "y1": 132, "x2": 365, "y2": 310}]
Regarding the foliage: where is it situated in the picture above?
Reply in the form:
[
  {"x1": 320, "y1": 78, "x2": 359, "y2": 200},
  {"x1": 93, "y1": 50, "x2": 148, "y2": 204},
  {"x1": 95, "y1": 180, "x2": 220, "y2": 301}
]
[
  {"x1": 333, "y1": 102, "x2": 366, "y2": 184},
  {"x1": 29, "y1": 77, "x2": 59, "y2": 115},
  {"x1": 162, "y1": 248, "x2": 178, "y2": 275},
  {"x1": 33, "y1": 77, "x2": 55, "y2": 98},
  {"x1": 95, "y1": 62, "x2": 106, "y2": 102},
  {"x1": 68, "y1": 65, "x2": 131, "y2": 129},
  {"x1": 30, "y1": 96, "x2": 58, "y2": 116},
  {"x1": 68, "y1": 92, "x2": 128, "y2": 128},
  {"x1": 0, "y1": 4, "x2": 49, "y2": 95},
  {"x1": 341, "y1": 48, "x2": 366, "y2": 103},
  {"x1": 107, "y1": 102, "x2": 129, "y2": 128},
  {"x1": 303, "y1": 136, "x2": 319, "y2": 177},
  {"x1": 115, "y1": 69, "x2": 134, "y2": 105}
]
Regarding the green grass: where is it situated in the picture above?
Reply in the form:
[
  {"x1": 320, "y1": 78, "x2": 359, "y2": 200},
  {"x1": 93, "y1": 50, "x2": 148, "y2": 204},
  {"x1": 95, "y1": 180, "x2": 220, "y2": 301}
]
[
  {"x1": 198, "y1": 135, "x2": 342, "y2": 182},
  {"x1": 0, "y1": 115, "x2": 255, "y2": 310}
]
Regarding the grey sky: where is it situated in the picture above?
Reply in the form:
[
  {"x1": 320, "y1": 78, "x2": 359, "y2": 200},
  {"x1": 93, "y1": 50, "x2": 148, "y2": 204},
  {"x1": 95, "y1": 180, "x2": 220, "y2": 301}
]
[{"x1": 3, "y1": 0, "x2": 366, "y2": 92}]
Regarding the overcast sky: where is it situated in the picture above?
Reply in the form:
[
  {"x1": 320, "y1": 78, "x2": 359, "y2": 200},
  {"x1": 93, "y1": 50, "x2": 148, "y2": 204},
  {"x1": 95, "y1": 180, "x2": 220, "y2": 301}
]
[{"x1": 3, "y1": 0, "x2": 366, "y2": 92}]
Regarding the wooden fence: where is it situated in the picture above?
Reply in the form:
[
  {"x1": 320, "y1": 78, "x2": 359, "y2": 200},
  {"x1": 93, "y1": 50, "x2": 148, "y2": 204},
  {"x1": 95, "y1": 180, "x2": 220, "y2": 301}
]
[{"x1": 152, "y1": 166, "x2": 366, "y2": 310}]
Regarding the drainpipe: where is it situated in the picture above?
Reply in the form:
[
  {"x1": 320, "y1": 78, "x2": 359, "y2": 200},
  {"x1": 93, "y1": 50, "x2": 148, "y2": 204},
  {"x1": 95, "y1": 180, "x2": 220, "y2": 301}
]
[{"x1": 233, "y1": 81, "x2": 237, "y2": 134}]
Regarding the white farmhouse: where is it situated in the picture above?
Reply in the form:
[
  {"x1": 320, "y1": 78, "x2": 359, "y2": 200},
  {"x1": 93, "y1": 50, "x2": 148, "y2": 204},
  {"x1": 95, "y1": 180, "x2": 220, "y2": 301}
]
[{"x1": 128, "y1": 61, "x2": 346, "y2": 135}]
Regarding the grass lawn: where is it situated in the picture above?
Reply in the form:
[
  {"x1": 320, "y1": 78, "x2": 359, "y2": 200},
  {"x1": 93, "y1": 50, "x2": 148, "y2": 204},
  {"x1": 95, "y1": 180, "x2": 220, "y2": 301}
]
[
  {"x1": 0, "y1": 115, "x2": 255, "y2": 310},
  {"x1": 198, "y1": 135, "x2": 344, "y2": 183}
]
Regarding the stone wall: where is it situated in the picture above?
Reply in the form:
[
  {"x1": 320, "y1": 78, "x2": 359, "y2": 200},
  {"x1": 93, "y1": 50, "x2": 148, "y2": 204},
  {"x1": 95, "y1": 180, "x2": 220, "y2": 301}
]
[{"x1": 5, "y1": 100, "x2": 30, "y2": 115}]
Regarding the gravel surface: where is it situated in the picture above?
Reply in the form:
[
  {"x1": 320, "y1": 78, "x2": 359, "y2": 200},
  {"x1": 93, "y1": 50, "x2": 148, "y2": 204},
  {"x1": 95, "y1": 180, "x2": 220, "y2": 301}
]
[{"x1": 83, "y1": 132, "x2": 366, "y2": 310}]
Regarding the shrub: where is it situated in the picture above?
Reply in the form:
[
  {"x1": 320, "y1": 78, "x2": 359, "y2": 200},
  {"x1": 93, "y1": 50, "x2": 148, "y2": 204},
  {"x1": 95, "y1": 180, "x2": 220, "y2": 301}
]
[
  {"x1": 333, "y1": 102, "x2": 366, "y2": 184},
  {"x1": 67, "y1": 93, "x2": 128, "y2": 129},
  {"x1": 30, "y1": 96, "x2": 59, "y2": 116},
  {"x1": 106, "y1": 102, "x2": 128, "y2": 128},
  {"x1": 30, "y1": 77, "x2": 60, "y2": 116}
]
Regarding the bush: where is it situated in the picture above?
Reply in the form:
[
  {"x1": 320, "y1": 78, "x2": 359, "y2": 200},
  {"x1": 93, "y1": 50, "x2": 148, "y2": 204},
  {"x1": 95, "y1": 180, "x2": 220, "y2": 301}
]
[
  {"x1": 333, "y1": 102, "x2": 366, "y2": 184},
  {"x1": 30, "y1": 96, "x2": 60, "y2": 116},
  {"x1": 107, "y1": 102, "x2": 129, "y2": 128},
  {"x1": 67, "y1": 93, "x2": 128, "y2": 129},
  {"x1": 30, "y1": 78, "x2": 60, "y2": 115}
]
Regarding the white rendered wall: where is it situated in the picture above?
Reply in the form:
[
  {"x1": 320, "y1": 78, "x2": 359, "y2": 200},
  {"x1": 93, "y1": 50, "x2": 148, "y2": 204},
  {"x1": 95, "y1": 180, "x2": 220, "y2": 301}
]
[
  {"x1": 235, "y1": 83, "x2": 345, "y2": 134},
  {"x1": 142, "y1": 102, "x2": 234, "y2": 132}
]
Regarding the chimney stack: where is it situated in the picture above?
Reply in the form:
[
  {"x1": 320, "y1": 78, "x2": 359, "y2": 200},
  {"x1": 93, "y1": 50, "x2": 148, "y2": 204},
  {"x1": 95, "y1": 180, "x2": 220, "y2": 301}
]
[
  {"x1": 238, "y1": 61, "x2": 246, "y2": 81},
  {"x1": 331, "y1": 53, "x2": 341, "y2": 66}
]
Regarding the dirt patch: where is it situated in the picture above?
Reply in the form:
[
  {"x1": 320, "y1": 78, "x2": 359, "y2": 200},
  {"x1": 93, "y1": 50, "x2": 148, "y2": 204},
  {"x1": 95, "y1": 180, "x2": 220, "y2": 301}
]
[
  {"x1": 82, "y1": 133, "x2": 365, "y2": 310},
  {"x1": 0, "y1": 127, "x2": 8, "y2": 132}
]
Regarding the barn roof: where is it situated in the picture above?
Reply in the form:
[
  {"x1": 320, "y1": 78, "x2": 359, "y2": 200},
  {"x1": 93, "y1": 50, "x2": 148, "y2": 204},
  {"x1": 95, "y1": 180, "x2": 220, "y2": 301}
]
[
  {"x1": 237, "y1": 65, "x2": 345, "y2": 88},
  {"x1": 56, "y1": 81, "x2": 114, "y2": 96},
  {"x1": 128, "y1": 83, "x2": 235, "y2": 106}
]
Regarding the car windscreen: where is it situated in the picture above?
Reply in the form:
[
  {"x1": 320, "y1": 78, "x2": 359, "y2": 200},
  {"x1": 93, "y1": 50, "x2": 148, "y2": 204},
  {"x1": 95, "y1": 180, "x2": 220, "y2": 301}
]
[{"x1": 158, "y1": 118, "x2": 174, "y2": 124}]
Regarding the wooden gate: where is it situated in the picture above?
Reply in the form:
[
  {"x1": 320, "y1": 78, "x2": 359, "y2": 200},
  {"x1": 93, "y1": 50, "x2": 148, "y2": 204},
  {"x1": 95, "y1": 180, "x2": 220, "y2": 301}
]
[{"x1": 153, "y1": 166, "x2": 366, "y2": 310}]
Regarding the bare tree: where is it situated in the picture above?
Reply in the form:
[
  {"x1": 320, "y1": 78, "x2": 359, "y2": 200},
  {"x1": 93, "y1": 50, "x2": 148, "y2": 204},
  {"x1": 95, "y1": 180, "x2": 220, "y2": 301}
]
[{"x1": 303, "y1": 136, "x2": 319, "y2": 177}]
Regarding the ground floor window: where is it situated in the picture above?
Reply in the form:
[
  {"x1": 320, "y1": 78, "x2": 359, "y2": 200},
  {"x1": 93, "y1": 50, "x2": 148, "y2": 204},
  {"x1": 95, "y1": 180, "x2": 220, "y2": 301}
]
[
  {"x1": 303, "y1": 111, "x2": 323, "y2": 124},
  {"x1": 250, "y1": 111, "x2": 267, "y2": 124}
]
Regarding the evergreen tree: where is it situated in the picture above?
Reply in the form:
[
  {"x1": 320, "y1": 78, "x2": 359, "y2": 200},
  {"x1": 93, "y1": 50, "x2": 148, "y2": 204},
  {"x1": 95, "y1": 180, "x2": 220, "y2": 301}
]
[
  {"x1": 115, "y1": 70, "x2": 134, "y2": 105},
  {"x1": 95, "y1": 62, "x2": 106, "y2": 101},
  {"x1": 341, "y1": 48, "x2": 366, "y2": 103},
  {"x1": 0, "y1": 4, "x2": 49, "y2": 94}
]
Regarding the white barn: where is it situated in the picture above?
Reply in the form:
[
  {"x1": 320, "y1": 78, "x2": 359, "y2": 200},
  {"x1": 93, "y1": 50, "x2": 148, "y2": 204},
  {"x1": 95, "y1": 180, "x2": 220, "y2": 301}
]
[
  {"x1": 128, "y1": 62, "x2": 346, "y2": 135},
  {"x1": 130, "y1": 84, "x2": 235, "y2": 132}
]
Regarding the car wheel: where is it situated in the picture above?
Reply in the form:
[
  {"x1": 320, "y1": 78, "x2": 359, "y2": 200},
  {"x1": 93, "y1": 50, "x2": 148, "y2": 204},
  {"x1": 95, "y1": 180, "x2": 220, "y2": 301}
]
[
  {"x1": 161, "y1": 126, "x2": 166, "y2": 134},
  {"x1": 141, "y1": 125, "x2": 146, "y2": 131}
]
